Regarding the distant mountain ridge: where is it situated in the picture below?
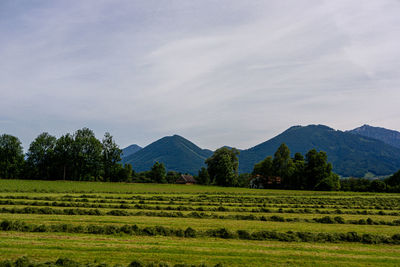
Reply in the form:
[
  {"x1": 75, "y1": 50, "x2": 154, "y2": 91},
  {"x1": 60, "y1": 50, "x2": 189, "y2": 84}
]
[
  {"x1": 347, "y1": 125, "x2": 400, "y2": 149},
  {"x1": 238, "y1": 125, "x2": 400, "y2": 177},
  {"x1": 121, "y1": 144, "x2": 142, "y2": 158},
  {"x1": 122, "y1": 135, "x2": 212, "y2": 174},
  {"x1": 122, "y1": 125, "x2": 400, "y2": 177}
]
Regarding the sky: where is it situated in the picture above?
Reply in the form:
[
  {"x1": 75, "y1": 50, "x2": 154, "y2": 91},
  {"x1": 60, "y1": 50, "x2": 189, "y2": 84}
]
[{"x1": 1, "y1": 0, "x2": 400, "y2": 151}]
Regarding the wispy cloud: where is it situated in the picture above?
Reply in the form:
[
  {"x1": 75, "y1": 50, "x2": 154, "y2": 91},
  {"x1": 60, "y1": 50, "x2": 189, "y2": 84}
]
[{"x1": 1, "y1": 0, "x2": 399, "y2": 150}]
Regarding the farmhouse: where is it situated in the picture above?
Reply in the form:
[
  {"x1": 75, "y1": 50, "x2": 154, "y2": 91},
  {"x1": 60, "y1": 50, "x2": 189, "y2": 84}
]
[
  {"x1": 176, "y1": 174, "x2": 196, "y2": 184},
  {"x1": 250, "y1": 174, "x2": 282, "y2": 189}
]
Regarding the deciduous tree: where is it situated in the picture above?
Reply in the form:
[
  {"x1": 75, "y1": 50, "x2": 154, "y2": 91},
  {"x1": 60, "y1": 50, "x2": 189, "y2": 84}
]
[
  {"x1": 73, "y1": 128, "x2": 103, "y2": 181},
  {"x1": 273, "y1": 144, "x2": 295, "y2": 188},
  {"x1": 102, "y1": 132, "x2": 122, "y2": 182},
  {"x1": 205, "y1": 147, "x2": 239, "y2": 186},
  {"x1": 196, "y1": 167, "x2": 210, "y2": 185},
  {"x1": 54, "y1": 134, "x2": 74, "y2": 180},
  {"x1": 150, "y1": 161, "x2": 166, "y2": 183},
  {"x1": 0, "y1": 134, "x2": 24, "y2": 179},
  {"x1": 26, "y1": 132, "x2": 56, "y2": 180},
  {"x1": 305, "y1": 149, "x2": 339, "y2": 190}
]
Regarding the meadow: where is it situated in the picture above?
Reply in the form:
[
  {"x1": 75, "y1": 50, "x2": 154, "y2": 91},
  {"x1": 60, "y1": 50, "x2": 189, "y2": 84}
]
[{"x1": 1, "y1": 180, "x2": 400, "y2": 266}]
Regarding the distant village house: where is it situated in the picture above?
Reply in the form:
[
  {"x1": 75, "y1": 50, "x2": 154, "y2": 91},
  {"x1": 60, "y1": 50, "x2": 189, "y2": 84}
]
[
  {"x1": 176, "y1": 174, "x2": 196, "y2": 184},
  {"x1": 250, "y1": 175, "x2": 281, "y2": 189}
]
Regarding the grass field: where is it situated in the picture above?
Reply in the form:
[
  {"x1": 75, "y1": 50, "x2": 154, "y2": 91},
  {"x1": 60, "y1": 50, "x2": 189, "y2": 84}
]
[{"x1": 1, "y1": 179, "x2": 400, "y2": 266}]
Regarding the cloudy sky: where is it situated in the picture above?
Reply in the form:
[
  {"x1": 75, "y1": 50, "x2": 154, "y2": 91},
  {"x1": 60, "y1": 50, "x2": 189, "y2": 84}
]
[{"x1": 1, "y1": 0, "x2": 400, "y2": 150}]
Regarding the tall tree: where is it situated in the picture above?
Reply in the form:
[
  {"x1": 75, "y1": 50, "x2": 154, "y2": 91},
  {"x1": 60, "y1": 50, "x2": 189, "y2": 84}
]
[
  {"x1": 304, "y1": 149, "x2": 339, "y2": 190},
  {"x1": 369, "y1": 179, "x2": 386, "y2": 192},
  {"x1": 73, "y1": 128, "x2": 103, "y2": 181},
  {"x1": 150, "y1": 161, "x2": 166, "y2": 183},
  {"x1": 116, "y1": 163, "x2": 133, "y2": 182},
  {"x1": 26, "y1": 132, "x2": 56, "y2": 180},
  {"x1": 252, "y1": 156, "x2": 273, "y2": 188},
  {"x1": 205, "y1": 147, "x2": 239, "y2": 187},
  {"x1": 291, "y1": 152, "x2": 306, "y2": 189},
  {"x1": 0, "y1": 134, "x2": 24, "y2": 179},
  {"x1": 196, "y1": 167, "x2": 210, "y2": 185},
  {"x1": 102, "y1": 132, "x2": 122, "y2": 182},
  {"x1": 385, "y1": 170, "x2": 400, "y2": 187},
  {"x1": 272, "y1": 144, "x2": 294, "y2": 188},
  {"x1": 166, "y1": 171, "x2": 181, "y2": 184},
  {"x1": 253, "y1": 156, "x2": 273, "y2": 176},
  {"x1": 54, "y1": 134, "x2": 74, "y2": 180},
  {"x1": 252, "y1": 147, "x2": 339, "y2": 191}
]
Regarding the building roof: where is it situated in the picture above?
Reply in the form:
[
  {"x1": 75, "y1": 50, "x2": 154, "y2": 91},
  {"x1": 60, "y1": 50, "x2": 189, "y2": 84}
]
[{"x1": 179, "y1": 174, "x2": 196, "y2": 183}]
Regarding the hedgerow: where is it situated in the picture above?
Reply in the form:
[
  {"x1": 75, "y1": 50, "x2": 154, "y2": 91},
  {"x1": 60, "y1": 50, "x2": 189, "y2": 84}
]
[
  {"x1": 0, "y1": 256, "x2": 223, "y2": 267},
  {"x1": 1, "y1": 219, "x2": 400, "y2": 244},
  {"x1": 2, "y1": 207, "x2": 400, "y2": 226},
  {"x1": 2, "y1": 194, "x2": 400, "y2": 210}
]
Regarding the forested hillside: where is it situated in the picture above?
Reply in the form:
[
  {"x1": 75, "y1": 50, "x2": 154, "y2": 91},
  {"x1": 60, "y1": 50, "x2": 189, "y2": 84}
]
[
  {"x1": 348, "y1": 125, "x2": 400, "y2": 149},
  {"x1": 239, "y1": 125, "x2": 400, "y2": 177},
  {"x1": 121, "y1": 144, "x2": 142, "y2": 158},
  {"x1": 122, "y1": 135, "x2": 213, "y2": 174}
]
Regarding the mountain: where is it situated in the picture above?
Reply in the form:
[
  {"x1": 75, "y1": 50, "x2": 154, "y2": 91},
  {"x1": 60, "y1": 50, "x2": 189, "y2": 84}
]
[
  {"x1": 121, "y1": 144, "x2": 142, "y2": 159},
  {"x1": 121, "y1": 125, "x2": 400, "y2": 178},
  {"x1": 239, "y1": 125, "x2": 400, "y2": 177},
  {"x1": 122, "y1": 135, "x2": 213, "y2": 174},
  {"x1": 347, "y1": 125, "x2": 400, "y2": 149}
]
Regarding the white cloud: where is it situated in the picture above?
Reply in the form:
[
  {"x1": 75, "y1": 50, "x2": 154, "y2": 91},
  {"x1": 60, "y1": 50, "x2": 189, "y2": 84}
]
[{"x1": 0, "y1": 0, "x2": 399, "y2": 150}]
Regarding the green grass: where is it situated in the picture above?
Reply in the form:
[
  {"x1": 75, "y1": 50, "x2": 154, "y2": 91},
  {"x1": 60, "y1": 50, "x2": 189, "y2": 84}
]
[
  {"x1": 0, "y1": 179, "x2": 267, "y2": 194},
  {"x1": 1, "y1": 232, "x2": 400, "y2": 267},
  {"x1": 1, "y1": 213, "x2": 400, "y2": 236},
  {"x1": 1, "y1": 179, "x2": 400, "y2": 266},
  {"x1": 2, "y1": 204, "x2": 400, "y2": 222},
  {"x1": 1, "y1": 179, "x2": 388, "y2": 196}
]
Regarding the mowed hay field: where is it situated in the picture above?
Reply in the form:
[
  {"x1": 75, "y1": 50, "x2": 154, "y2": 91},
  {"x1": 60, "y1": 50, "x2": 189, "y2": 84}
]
[{"x1": 1, "y1": 180, "x2": 400, "y2": 266}]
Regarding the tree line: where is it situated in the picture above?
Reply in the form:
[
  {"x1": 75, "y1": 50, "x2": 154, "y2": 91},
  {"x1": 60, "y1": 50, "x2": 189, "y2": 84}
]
[
  {"x1": 0, "y1": 129, "x2": 184, "y2": 184},
  {"x1": 340, "y1": 171, "x2": 400, "y2": 193},
  {"x1": 0, "y1": 129, "x2": 132, "y2": 182},
  {"x1": 198, "y1": 144, "x2": 340, "y2": 191},
  {"x1": 1, "y1": 129, "x2": 400, "y2": 192},
  {"x1": 199, "y1": 144, "x2": 400, "y2": 192}
]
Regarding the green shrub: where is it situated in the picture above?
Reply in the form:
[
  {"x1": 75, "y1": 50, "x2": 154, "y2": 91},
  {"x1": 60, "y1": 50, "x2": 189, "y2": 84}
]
[
  {"x1": 270, "y1": 215, "x2": 284, "y2": 222},
  {"x1": 184, "y1": 227, "x2": 196, "y2": 238},
  {"x1": 14, "y1": 257, "x2": 31, "y2": 267},
  {"x1": 128, "y1": 260, "x2": 144, "y2": 267},
  {"x1": 104, "y1": 225, "x2": 118, "y2": 235},
  {"x1": 237, "y1": 230, "x2": 251, "y2": 239},
  {"x1": 346, "y1": 232, "x2": 361, "y2": 242},
  {"x1": 34, "y1": 224, "x2": 47, "y2": 232},
  {"x1": 296, "y1": 232, "x2": 315, "y2": 242},
  {"x1": 55, "y1": 258, "x2": 81, "y2": 267},
  {"x1": 174, "y1": 229, "x2": 184, "y2": 237},
  {"x1": 0, "y1": 260, "x2": 12, "y2": 267},
  {"x1": 87, "y1": 224, "x2": 104, "y2": 234},
  {"x1": 361, "y1": 234, "x2": 381, "y2": 244},
  {"x1": 208, "y1": 228, "x2": 234, "y2": 239},
  {"x1": 120, "y1": 225, "x2": 133, "y2": 234},
  {"x1": 107, "y1": 210, "x2": 130, "y2": 216},
  {"x1": 155, "y1": 226, "x2": 171, "y2": 236},
  {"x1": 392, "y1": 234, "x2": 400, "y2": 241},
  {"x1": 143, "y1": 227, "x2": 156, "y2": 236},
  {"x1": 315, "y1": 216, "x2": 335, "y2": 224},
  {"x1": 334, "y1": 216, "x2": 345, "y2": 224},
  {"x1": 0, "y1": 220, "x2": 12, "y2": 231}
]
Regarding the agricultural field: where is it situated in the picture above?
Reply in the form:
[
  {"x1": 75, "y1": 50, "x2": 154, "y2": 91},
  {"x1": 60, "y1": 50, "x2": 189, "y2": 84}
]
[{"x1": 1, "y1": 180, "x2": 400, "y2": 266}]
